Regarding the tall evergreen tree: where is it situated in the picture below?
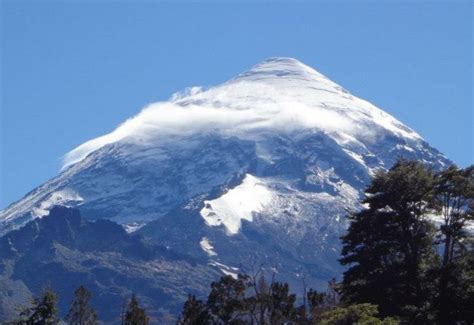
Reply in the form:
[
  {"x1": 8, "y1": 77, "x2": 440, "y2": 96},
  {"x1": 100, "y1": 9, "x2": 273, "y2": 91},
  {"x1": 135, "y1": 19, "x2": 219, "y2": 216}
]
[
  {"x1": 340, "y1": 159, "x2": 437, "y2": 319},
  {"x1": 123, "y1": 295, "x2": 149, "y2": 325},
  {"x1": 433, "y1": 165, "x2": 474, "y2": 324},
  {"x1": 65, "y1": 285, "x2": 98, "y2": 325}
]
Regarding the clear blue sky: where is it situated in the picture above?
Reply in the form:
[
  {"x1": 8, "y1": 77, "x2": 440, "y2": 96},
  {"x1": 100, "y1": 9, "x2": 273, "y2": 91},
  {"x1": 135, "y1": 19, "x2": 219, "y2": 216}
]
[{"x1": 1, "y1": 1, "x2": 472, "y2": 208}]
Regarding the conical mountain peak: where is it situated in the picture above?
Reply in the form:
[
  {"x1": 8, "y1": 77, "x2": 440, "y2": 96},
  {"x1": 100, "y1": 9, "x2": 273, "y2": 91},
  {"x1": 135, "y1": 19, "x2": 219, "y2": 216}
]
[
  {"x1": 53, "y1": 58, "x2": 423, "y2": 170},
  {"x1": 231, "y1": 57, "x2": 327, "y2": 83},
  {"x1": 0, "y1": 57, "x2": 449, "y2": 322},
  {"x1": 0, "y1": 57, "x2": 442, "y2": 235}
]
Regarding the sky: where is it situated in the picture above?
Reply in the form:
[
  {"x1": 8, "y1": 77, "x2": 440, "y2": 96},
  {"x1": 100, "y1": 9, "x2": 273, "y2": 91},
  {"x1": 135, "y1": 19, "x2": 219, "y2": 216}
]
[{"x1": 1, "y1": 1, "x2": 472, "y2": 209}]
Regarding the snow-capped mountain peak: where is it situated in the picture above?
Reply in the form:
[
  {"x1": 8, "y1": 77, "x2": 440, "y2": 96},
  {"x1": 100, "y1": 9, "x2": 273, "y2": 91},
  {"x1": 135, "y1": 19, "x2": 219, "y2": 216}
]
[
  {"x1": 60, "y1": 57, "x2": 422, "y2": 171},
  {"x1": 231, "y1": 57, "x2": 327, "y2": 82},
  {"x1": 1, "y1": 58, "x2": 447, "y2": 241},
  {"x1": 0, "y1": 58, "x2": 450, "y2": 320}
]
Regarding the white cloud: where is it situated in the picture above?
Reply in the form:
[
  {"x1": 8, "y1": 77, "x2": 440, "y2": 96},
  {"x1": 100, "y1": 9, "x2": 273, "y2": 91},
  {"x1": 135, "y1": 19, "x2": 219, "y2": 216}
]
[{"x1": 63, "y1": 58, "x2": 420, "y2": 169}]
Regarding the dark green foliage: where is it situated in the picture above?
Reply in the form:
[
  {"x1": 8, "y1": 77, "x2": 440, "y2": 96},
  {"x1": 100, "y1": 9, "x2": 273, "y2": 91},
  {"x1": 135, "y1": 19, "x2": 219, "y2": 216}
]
[
  {"x1": 65, "y1": 285, "x2": 98, "y2": 325},
  {"x1": 340, "y1": 160, "x2": 474, "y2": 324},
  {"x1": 177, "y1": 273, "x2": 349, "y2": 324},
  {"x1": 340, "y1": 160, "x2": 437, "y2": 318},
  {"x1": 178, "y1": 273, "x2": 398, "y2": 325},
  {"x1": 16, "y1": 288, "x2": 59, "y2": 324},
  {"x1": 178, "y1": 274, "x2": 252, "y2": 324},
  {"x1": 302, "y1": 279, "x2": 340, "y2": 324},
  {"x1": 306, "y1": 288, "x2": 326, "y2": 320},
  {"x1": 434, "y1": 244, "x2": 474, "y2": 324},
  {"x1": 433, "y1": 165, "x2": 474, "y2": 324},
  {"x1": 434, "y1": 165, "x2": 474, "y2": 265},
  {"x1": 318, "y1": 303, "x2": 398, "y2": 325},
  {"x1": 249, "y1": 274, "x2": 296, "y2": 324},
  {"x1": 206, "y1": 274, "x2": 250, "y2": 324},
  {"x1": 177, "y1": 295, "x2": 210, "y2": 325},
  {"x1": 267, "y1": 282, "x2": 297, "y2": 324},
  {"x1": 123, "y1": 295, "x2": 149, "y2": 325}
]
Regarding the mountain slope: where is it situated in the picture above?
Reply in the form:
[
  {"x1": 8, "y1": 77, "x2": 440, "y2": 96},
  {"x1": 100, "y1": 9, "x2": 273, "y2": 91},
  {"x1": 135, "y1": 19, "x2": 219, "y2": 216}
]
[
  {"x1": 0, "y1": 206, "x2": 219, "y2": 322},
  {"x1": 0, "y1": 57, "x2": 448, "y2": 232},
  {"x1": 0, "y1": 57, "x2": 450, "y2": 321}
]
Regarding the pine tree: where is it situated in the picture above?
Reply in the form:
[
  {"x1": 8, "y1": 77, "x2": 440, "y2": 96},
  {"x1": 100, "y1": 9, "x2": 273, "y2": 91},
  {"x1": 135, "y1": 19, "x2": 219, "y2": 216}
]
[
  {"x1": 123, "y1": 295, "x2": 149, "y2": 325},
  {"x1": 19, "y1": 288, "x2": 60, "y2": 324},
  {"x1": 65, "y1": 285, "x2": 98, "y2": 325},
  {"x1": 340, "y1": 159, "x2": 438, "y2": 319},
  {"x1": 433, "y1": 165, "x2": 474, "y2": 324}
]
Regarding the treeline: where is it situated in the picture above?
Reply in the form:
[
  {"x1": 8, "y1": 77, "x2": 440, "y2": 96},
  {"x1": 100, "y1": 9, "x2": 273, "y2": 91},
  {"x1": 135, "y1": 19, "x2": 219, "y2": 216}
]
[
  {"x1": 5, "y1": 277, "x2": 396, "y2": 324},
  {"x1": 340, "y1": 160, "x2": 473, "y2": 324},
  {"x1": 177, "y1": 274, "x2": 397, "y2": 324},
  {"x1": 3, "y1": 160, "x2": 473, "y2": 324},
  {"x1": 4, "y1": 286, "x2": 148, "y2": 325}
]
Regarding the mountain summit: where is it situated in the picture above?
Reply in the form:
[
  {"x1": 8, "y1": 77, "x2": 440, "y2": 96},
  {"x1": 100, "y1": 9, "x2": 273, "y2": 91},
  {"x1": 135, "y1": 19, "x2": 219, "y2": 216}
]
[
  {"x1": 1, "y1": 57, "x2": 445, "y2": 230},
  {"x1": 231, "y1": 57, "x2": 328, "y2": 81},
  {"x1": 47, "y1": 57, "x2": 423, "y2": 171},
  {"x1": 0, "y1": 58, "x2": 449, "y2": 320}
]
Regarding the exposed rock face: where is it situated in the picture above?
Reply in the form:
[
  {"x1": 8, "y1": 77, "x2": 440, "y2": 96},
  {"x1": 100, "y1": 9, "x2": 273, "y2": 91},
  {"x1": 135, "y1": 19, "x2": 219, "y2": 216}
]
[{"x1": 0, "y1": 206, "x2": 219, "y2": 322}]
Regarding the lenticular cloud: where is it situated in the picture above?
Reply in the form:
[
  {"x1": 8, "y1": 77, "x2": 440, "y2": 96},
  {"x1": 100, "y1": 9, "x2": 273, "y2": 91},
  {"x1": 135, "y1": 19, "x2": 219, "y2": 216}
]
[{"x1": 63, "y1": 57, "x2": 421, "y2": 169}]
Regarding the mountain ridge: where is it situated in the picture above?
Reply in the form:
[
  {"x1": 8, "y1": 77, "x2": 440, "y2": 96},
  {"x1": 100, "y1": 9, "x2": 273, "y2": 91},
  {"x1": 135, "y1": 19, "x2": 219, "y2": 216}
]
[{"x1": 0, "y1": 206, "x2": 216, "y2": 322}]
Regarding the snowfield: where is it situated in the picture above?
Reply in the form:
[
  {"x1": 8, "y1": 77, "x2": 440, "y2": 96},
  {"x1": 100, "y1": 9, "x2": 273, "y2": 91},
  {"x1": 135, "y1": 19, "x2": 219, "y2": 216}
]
[{"x1": 200, "y1": 174, "x2": 274, "y2": 235}]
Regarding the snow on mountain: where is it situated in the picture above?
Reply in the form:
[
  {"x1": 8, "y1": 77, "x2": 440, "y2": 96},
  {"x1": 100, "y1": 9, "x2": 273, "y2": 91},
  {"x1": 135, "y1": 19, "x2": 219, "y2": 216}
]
[
  {"x1": 200, "y1": 174, "x2": 274, "y2": 235},
  {"x1": 200, "y1": 237, "x2": 217, "y2": 257},
  {"x1": 61, "y1": 57, "x2": 421, "y2": 169},
  {"x1": 0, "y1": 58, "x2": 449, "y2": 293}
]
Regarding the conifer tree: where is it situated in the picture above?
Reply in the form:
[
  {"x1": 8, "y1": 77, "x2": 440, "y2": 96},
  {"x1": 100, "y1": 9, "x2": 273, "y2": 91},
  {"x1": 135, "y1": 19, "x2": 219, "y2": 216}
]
[
  {"x1": 340, "y1": 159, "x2": 437, "y2": 319},
  {"x1": 123, "y1": 295, "x2": 149, "y2": 325},
  {"x1": 65, "y1": 285, "x2": 98, "y2": 325}
]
